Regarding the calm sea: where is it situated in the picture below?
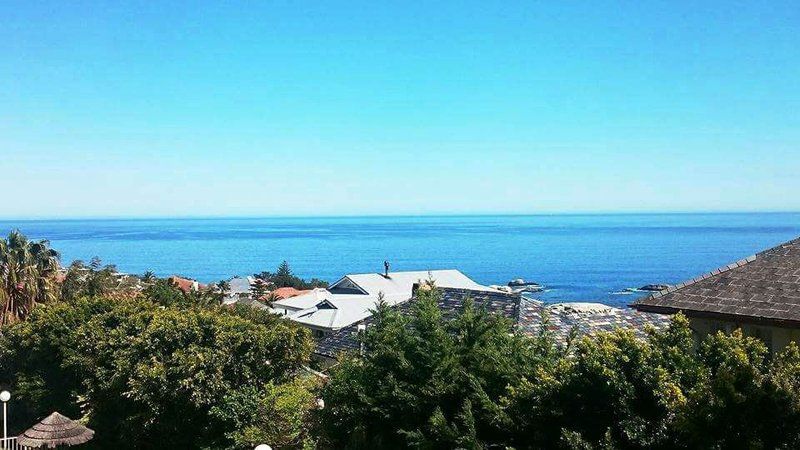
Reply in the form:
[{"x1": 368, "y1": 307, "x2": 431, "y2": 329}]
[{"x1": 2, "y1": 214, "x2": 799, "y2": 307}]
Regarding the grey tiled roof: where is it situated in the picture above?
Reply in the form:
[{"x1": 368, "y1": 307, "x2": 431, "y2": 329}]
[
  {"x1": 315, "y1": 287, "x2": 670, "y2": 360},
  {"x1": 518, "y1": 299, "x2": 671, "y2": 347},
  {"x1": 314, "y1": 288, "x2": 519, "y2": 358},
  {"x1": 633, "y1": 237, "x2": 800, "y2": 325}
]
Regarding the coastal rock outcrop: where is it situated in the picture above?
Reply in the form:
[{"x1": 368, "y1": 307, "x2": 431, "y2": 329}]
[
  {"x1": 506, "y1": 278, "x2": 543, "y2": 293},
  {"x1": 638, "y1": 284, "x2": 670, "y2": 292}
]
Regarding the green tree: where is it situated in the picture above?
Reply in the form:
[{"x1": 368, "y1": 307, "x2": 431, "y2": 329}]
[
  {"x1": 0, "y1": 293, "x2": 313, "y2": 449},
  {"x1": 503, "y1": 315, "x2": 800, "y2": 450},
  {"x1": 0, "y1": 230, "x2": 61, "y2": 324},
  {"x1": 211, "y1": 376, "x2": 321, "y2": 449},
  {"x1": 144, "y1": 278, "x2": 221, "y2": 308},
  {"x1": 275, "y1": 260, "x2": 293, "y2": 285},
  {"x1": 319, "y1": 287, "x2": 540, "y2": 448},
  {"x1": 60, "y1": 258, "x2": 124, "y2": 301},
  {"x1": 674, "y1": 328, "x2": 772, "y2": 448},
  {"x1": 321, "y1": 302, "x2": 800, "y2": 450},
  {"x1": 250, "y1": 278, "x2": 271, "y2": 300},
  {"x1": 254, "y1": 261, "x2": 329, "y2": 290},
  {"x1": 141, "y1": 270, "x2": 156, "y2": 284},
  {"x1": 217, "y1": 279, "x2": 231, "y2": 297}
]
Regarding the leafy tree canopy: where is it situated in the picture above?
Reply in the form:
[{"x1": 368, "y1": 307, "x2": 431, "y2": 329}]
[
  {"x1": 254, "y1": 261, "x2": 328, "y2": 290},
  {"x1": 0, "y1": 230, "x2": 60, "y2": 324},
  {"x1": 320, "y1": 289, "x2": 800, "y2": 450},
  {"x1": 0, "y1": 289, "x2": 316, "y2": 449}
]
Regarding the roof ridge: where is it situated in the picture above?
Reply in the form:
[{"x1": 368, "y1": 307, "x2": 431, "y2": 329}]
[
  {"x1": 754, "y1": 235, "x2": 800, "y2": 257},
  {"x1": 632, "y1": 253, "x2": 758, "y2": 305},
  {"x1": 632, "y1": 235, "x2": 800, "y2": 306}
]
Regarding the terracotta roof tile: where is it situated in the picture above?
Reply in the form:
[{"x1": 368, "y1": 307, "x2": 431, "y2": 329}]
[
  {"x1": 268, "y1": 287, "x2": 310, "y2": 300},
  {"x1": 168, "y1": 276, "x2": 205, "y2": 293}
]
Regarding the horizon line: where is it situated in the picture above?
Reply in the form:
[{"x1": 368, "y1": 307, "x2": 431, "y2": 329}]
[{"x1": 1, "y1": 209, "x2": 799, "y2": 222}]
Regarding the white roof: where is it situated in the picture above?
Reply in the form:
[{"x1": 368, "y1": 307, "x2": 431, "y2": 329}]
[
  {"x1": 334, "y1": 269, "x2": 488, "y2": 297},
  {"x1": 228, "y1": 276, "x2": 254, "y2": 294},
  {"x1": 277, "y1": 269, "x2": 493, "y2": 331},
  {"x1": 272, "y1": 288, "x2": 333, "y2": 311},
  {"x1": 289, "y1": 295, "x2": 384, "y2": 330}
]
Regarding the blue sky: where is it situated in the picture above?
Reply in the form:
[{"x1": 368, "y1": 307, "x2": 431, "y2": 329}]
[{"x1": 1, "y1": 1, "x2": 798, "y2": 218}]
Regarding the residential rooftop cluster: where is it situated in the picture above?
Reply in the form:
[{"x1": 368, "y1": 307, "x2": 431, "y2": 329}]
[
  {"x1": 315, "y1": 286, "x2": 670, "y2": 361},
  {"x1": 203, "y1": 264, "x2": 673, "y2": 360},
  {"x1": 204, "y1": 236, "x2": 800, "y2": 359}
]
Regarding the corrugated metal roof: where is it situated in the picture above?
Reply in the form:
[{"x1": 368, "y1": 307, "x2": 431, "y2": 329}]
[
  {"x1": 273, "y1": 269, "x2": 494, "y2": 330},
  {"x1": 338, "y1": 269, "x2": 491, "y2": 297}
]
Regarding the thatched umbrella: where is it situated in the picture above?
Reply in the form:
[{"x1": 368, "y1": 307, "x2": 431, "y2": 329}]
[{"x1": 17, "y1": 412, "x2": 94, "y2": 448}]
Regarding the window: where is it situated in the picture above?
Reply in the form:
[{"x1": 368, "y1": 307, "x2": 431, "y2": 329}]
[{"x1": 329, "y1": 278, "x2": 366, "y2": 295}]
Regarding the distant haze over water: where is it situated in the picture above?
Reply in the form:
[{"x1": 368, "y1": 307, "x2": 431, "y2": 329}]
[{"x1": 2, "y1": 213, "x2": 799, "y2": 307}]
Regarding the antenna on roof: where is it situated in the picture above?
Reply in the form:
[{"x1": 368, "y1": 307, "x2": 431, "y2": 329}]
[{"x1": 383, "y1": 260, "x2": 390, "y2": 278}]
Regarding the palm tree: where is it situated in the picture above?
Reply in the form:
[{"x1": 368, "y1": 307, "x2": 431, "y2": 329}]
[
  {"x1": 261, "y1": 291, "x2": 279, "y2": 308},
  {"x1": 0, "y1": 230, "x2": 61, "y2": 325},
  {"x1": 141, "y1": 270, "x2": 157, "y2": 284},
  {"x1": 216, "y1": 280, "x2": 231, "y2": 297}
]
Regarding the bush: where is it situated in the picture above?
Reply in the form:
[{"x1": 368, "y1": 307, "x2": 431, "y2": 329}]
[
  {"x1": 320, "y1": 294, "x2": 800, "y2": 449},
  {"x1": 0, "y1": 293, "x2": 314, "y2": 449},
  {"x1": 319, "y1": 287, "x2": 551, "y2": 449}
]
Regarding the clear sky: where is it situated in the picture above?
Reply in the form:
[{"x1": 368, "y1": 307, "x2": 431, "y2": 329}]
[{"x1": 1, "y1": 1, "x2": 798, "y2": 218}]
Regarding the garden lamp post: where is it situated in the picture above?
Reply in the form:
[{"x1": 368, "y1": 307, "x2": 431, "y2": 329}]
[
  {"x1": 254, "y1": 445, "x2": 272, "y2": 450},
  {"x1": 0, "y1": 390, "x2": 10, "y2": 448}
]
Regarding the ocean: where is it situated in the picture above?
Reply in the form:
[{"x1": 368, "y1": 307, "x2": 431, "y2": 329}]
[{"x1": 2, "y1": 213, "x2": 799, "y2": 307}]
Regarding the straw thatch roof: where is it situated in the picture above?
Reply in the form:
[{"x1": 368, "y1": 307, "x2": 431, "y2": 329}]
[{"x1": 17, "y1": 412, "x2": 94, "y2": 448}]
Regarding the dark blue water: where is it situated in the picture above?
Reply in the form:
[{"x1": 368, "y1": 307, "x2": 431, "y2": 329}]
[{"x1": 2, "y1": 214, "x2": 799, "y2": 307}]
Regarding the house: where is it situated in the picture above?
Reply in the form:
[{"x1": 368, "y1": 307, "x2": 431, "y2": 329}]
[
  {"x1": 168, "y1": 275, "x2": 206, "y2": 293},
  {"x1": 315, "y1": 286, "x2": 670, "y2": 362},
  {"x1": 632, "y1": 237, "x2": 800, "y2": 353},
  {"x1": 221, "y1": 276, "x2": 256, "y2": 305},
  {"x1": 270, "y1": 288, "x2": 332, "y2": 316},
  {"x1": 272, "y1": 269, "x2": 495, "y2": 337},
  {"x1": 269, "y1": 287, "x2": 310, "y2": 300}
]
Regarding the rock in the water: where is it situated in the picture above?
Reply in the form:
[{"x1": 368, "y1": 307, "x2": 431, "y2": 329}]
[
  {"x1": 508, "y1": 278, "x2": 541, "y2": 288},
  {"x1": 639, "y1": 284, "x2": 670, "y2": 291}
]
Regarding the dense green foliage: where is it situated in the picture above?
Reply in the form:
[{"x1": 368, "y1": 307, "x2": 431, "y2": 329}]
[
  {"x1": 144, "y1": 277, "x2": 223, "y2": 308},
  {"x1": 0, "y1": 284, "x2": 317, "y2": 449},
  {"x1": 60, "y1": 258, "x2": 129, "y2": 301},
  {"x1": 255, "y1": 261, "x2": 329, "y2": 290},
  {"x1": 250, "y1": 278, "x2": 271, "y2": 300},
  {"x1": 0, "y1": 230, "x2": 60, "y2": 324},
  {"x1": 320, "y1": 287, "x2": 800, "y2": 449}
]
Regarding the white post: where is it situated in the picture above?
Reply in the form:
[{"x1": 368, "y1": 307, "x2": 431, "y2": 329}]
[
  {"x1": 1, "y1": 390, "x2": 11, "y2": 450},
  {"x1": 2, "y1": 400, "x2": 6, "y2": 450}
]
